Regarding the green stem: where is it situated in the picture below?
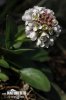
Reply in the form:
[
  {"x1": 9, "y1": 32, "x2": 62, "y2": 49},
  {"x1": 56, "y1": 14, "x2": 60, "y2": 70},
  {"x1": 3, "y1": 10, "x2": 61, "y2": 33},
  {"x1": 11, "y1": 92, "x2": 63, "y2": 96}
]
[{"x1": 11, "y1": 67, "x2": 19, "y2": 73}]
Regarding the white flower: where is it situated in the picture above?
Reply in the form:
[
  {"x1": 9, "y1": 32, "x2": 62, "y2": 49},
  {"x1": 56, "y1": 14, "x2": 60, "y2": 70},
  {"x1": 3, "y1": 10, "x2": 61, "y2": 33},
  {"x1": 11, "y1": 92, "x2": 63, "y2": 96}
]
[
  {"x1": 33, "y1": 26, "x2": 38, "y2": 31},
  {"x1": 22, "y1": 8, "x2": 33, "y2": 21},
  {"x1": 49, "y1": 38, "x2": 54, "y2": 46},
  {"x1": 22, "y1": 6, "x2": 61, "y2": 48},
  {"x1": 36, "y1": 39, "x2": 41, "y2": 46},
  {"x1": 34, "y1": 6, "x2": 44, "y2": 11},
  {"x1": 27, "y1": 31, "x2": 37, "y2": 41},
  {"x1": 39, "y1": 25, "x2": 42, "y2": 29}
]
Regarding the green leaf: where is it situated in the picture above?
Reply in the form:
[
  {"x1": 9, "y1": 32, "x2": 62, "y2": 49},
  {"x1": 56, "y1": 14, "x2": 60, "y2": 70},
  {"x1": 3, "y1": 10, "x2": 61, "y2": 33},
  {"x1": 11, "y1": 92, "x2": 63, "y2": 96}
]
[
  {"x1": 0, "y1": 72, "x2": 9, "y2": 81},
  {"x1": 0, "y1": 47, "x2": 33, "y2": 55},
  {"x1": 0, "y1": 58, "x2": 9, "y2": 68},
  {"x1": 33, "y1": 49, "x2": 50, "y2": 62},
  {"x1": 14, "y1": 25, "x2": 26, "y2": 48},
  {"x1": 5, "y1": 15, "x2": 17, "y2": 49},
  {"x1": 13, "y1": 25, "x2": 26, "y2": 49},
  {"x1": 16, "y1": 34, "x2": 26, "y2": 42},
  {"x1": 17, "y1": 25, "x2": 24, "y2": 35},
  {"x1": 52, "y1": 83, "x2": 62, "y2": 94},
  {"x1": 13, "y1": 42, "x2": 22, "y2": 49},
  {"x1": 11, "y1": 49, "x2": 34, "y2": 54},
  {"x1": 20, "y1": 68, "x2": 51, "y2": 92},
  {"x1": 15, "y1": 25, "x2": 25, "y2": 42}
]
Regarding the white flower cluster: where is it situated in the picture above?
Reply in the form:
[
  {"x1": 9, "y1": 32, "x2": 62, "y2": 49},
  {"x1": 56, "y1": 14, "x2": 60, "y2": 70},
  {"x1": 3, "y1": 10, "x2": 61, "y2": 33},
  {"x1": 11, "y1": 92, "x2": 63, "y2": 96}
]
[{"x1": 22, "y1": 6, "x2": 61, "y2": 48}]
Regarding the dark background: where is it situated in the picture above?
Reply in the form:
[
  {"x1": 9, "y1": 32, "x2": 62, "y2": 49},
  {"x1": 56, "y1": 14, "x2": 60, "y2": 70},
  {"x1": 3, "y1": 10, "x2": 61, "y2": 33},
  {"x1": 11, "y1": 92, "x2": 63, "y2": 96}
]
[{"x1": 0, "y1": 0, "x2": 66, "y2": 48}]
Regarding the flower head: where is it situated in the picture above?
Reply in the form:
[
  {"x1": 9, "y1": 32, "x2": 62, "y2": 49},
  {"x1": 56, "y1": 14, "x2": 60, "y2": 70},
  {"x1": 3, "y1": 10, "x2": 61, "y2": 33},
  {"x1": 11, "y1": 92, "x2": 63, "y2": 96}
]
[{"x1": 22, "y1": 6, "x2": 61, "y2": 48}]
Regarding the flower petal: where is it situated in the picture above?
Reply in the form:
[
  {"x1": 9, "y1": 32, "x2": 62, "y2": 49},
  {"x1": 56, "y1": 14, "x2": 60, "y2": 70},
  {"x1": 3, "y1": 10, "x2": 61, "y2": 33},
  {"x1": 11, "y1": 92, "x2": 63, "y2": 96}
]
[
  {"x1": 28, "y1": 31, "x2": 37, "y2": 41},
  {"x1": 36, "y1": 38, "x2": 41, "y2": 47}
]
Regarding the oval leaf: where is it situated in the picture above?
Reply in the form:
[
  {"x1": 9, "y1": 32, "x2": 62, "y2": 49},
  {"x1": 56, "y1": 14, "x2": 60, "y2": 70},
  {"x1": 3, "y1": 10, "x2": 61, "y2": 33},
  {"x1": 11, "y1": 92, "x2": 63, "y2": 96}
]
[
  {"x1": 0, "y1": 72, "x2": 9, "y2": 81},
  {"x1": 20, "y1": 68, "x2": 51, "y2": 92},
  {"x1": 0, "y1": 58, "x2": 9, "y2": 68}
]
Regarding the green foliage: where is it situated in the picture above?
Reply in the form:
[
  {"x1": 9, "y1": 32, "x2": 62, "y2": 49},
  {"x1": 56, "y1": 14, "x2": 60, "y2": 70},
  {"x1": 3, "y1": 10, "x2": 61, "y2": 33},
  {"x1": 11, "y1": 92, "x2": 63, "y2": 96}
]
[
  {"x1": 14, "y1": 25, "x2": 26, "y2": 49},
  {"x1": 0, "y1": 57, "x2": 9, "y2": 68},
  {"x1": 20, "y1": 68, "x2": 51, "y2": 92},
  {"x1": 0, "y1": 72, "x2": 9, "y2": 81}
]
